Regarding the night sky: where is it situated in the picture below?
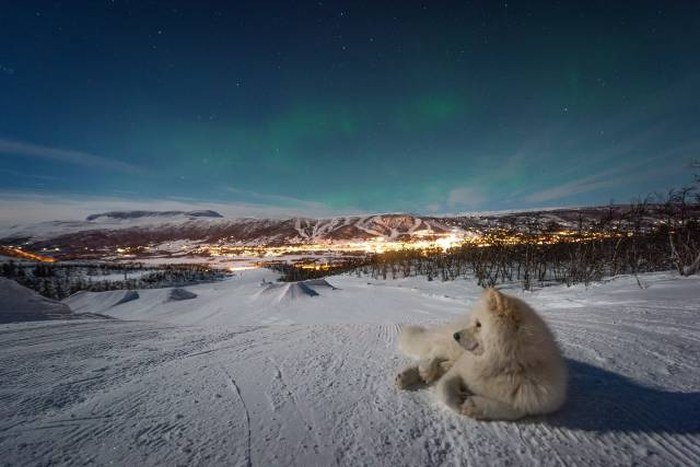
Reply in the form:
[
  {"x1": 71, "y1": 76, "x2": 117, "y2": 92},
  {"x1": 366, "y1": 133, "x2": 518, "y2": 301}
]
[{"x1": 1, "y1": 1, "x2": 699, "y2": 220}]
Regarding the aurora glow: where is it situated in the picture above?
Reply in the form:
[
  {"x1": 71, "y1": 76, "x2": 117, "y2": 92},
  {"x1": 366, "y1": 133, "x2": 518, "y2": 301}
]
[{"x1": 0, "y1": 1, "x2": 698, "y2": 219}]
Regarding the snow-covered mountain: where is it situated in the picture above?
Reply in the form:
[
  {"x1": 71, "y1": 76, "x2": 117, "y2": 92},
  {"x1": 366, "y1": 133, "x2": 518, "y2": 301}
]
[
  {"x1": 0, "y1": 205, "x2": 690, "y2": 259},
  {"x1": 1, "y1": 213, "x2": 457, "y2": 256}
]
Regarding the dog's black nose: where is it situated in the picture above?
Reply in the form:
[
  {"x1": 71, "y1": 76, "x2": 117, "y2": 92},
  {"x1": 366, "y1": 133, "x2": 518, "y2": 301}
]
[{"x1": 453, "y1": 332, "x2": 460, "y2": 341}]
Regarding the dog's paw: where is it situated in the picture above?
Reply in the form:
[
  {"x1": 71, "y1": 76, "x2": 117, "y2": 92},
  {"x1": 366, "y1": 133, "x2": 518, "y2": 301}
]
[
  {"x1": 438, "y1": 360, "x2": 454, "y2": 373},
  {"x1": 460, "y1": 397, "x2": 485, "y2": 419},
  {"x1": 418, "y1": 365, "x2": 439, "y2": 384},
  {"x1": 395, "y1": 366, "x2": 421, "y2": 390}
]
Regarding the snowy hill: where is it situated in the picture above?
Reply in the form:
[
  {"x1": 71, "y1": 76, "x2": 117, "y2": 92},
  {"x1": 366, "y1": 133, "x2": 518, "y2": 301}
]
[
  {"x1": 0, "y1": 277, "x2": 73, "y2": 323},
  {"x1": 0, "y1": 271, "x2": 698, "y2": 464}
]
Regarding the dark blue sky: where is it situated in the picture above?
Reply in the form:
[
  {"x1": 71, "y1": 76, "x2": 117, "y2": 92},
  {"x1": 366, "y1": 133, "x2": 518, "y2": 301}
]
[{"x1": 1, "y1": 1, "x2": 698, "y2": 220}]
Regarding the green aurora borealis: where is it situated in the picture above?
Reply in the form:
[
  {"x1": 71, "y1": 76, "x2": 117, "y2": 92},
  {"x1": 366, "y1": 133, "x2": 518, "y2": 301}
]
[{"x1": 1, "y1": 1, "x2": 698, "y2": 217}]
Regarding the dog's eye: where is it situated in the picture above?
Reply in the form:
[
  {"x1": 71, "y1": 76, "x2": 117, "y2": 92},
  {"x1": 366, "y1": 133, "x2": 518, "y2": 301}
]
[{"x1": 475, "y1": 321, "x2": 481, "y2": 329}]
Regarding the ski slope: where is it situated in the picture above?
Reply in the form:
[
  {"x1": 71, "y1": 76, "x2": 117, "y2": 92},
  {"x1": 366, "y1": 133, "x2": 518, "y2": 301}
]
[{"x1": 0, "y1": 272, "x2": 699, "y2": 465}]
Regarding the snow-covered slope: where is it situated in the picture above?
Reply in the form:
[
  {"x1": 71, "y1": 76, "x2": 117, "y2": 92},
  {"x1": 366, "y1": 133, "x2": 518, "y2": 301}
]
[
  {"x1": 1, "y1": 272, "x2": 698, "y2": 465},
  {"x1": 0, "y1": 277, "x2": 73, "y2": 323},
  {"x1": 64, "y1": 269, "x2": 478, "y2": 325}
]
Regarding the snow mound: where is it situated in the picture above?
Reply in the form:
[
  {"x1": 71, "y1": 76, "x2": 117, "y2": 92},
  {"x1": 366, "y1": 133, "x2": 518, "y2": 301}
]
[
  {"x1": 168, "y1": 288, "x2": 197, "y2": 301},
  {"x1": 303, "y1": 278, "x2": 339, "y2": 290},
  {"x1": 0, "y1": 278, "x2": 73, "y2": 323},
  {"x1": 259, "y1": 279, "x2": 339, "y2": 302},
  {"x1": 68, "y1": 289, "x2": 142, "y2": 312},
  {"x1": 113, "y1": 290, "x2": 140, "y2": 306}
]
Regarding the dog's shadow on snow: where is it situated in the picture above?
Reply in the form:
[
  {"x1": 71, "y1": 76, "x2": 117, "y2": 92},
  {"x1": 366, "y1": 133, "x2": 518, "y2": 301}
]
[{"x1": 543, "y1": 359, "x2": 700, "y2": 435}]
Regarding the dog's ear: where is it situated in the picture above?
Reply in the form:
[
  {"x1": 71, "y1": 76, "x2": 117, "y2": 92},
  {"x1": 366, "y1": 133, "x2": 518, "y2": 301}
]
[
  {"x1": 483, "y1": 288, "x2": 520, "y2": 325},
  {"x1": 483, "y1": 287, "x2": 505, "y2": 311}
]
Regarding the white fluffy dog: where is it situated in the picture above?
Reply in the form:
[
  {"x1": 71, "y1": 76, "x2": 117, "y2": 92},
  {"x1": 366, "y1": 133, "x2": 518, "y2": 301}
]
[{"x1": 395, "y1": 288, "x2": 567, "y2": 421}]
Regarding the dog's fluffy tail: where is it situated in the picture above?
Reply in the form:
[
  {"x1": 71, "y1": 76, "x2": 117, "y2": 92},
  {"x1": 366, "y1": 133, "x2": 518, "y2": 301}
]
[{"x1": 397, "y1": 325, "x2": 434, "y2": 359}]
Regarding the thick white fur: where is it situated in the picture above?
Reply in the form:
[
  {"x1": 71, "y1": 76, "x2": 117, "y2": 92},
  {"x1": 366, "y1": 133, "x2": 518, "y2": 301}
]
[{"x1": 396, "y1": 288, "x2": 567, "y2": 421}]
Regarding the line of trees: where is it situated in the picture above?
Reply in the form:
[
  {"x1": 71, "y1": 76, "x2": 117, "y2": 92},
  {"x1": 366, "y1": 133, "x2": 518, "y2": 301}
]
[
  {"x1": 664, "y1": 186, "x2": 700, "y2": 276},
  {"x1": 1, "y1": 262, "x2": 226, "y2": 300},
  {"x1": 270, "y1": 259, "x2": 369, "y2": 282}
]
